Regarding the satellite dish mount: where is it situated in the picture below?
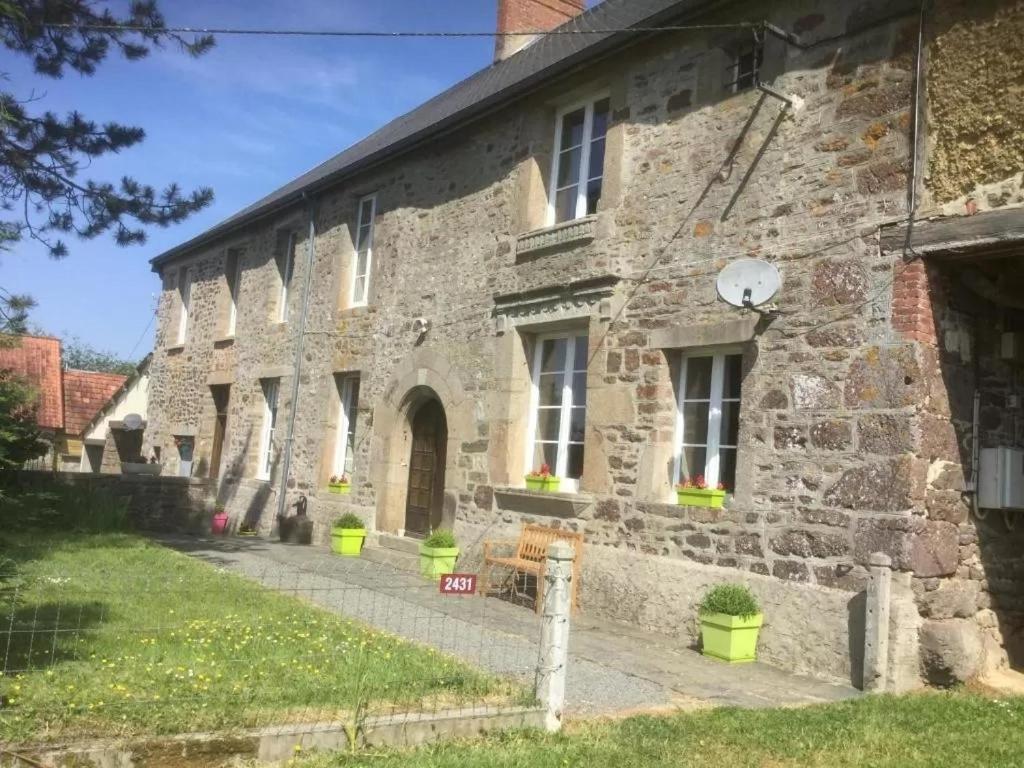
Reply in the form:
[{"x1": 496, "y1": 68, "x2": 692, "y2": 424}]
[{"x1": 717, "y1": 259, "x2": 781, "y2": 315}]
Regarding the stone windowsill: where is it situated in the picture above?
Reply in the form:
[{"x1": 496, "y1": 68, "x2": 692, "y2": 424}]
[
  {"x1": 515, "y1": 215, "x2": 597, "y2": 260},
  {"x1": 166, "y1": 343, "x2": 185, "y2": 354},
  {"x1": 337, "y1": 304, "x2": 371, "y2": 319},
  {"x1": 494, "y1": 486, "x2": 594, "y2": 519},
  {"x1": 213, "y1": 334, "x2": 235, "y2": 347}
]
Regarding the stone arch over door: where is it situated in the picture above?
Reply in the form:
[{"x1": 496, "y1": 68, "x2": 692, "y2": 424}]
[{"x1": 372, "y1": 350, "x2": 474, "y2": 535}]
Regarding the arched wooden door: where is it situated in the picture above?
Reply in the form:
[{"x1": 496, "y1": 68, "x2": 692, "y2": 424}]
[{"x1": 404, "y1": 399, "x2": 448, "y2": 537}]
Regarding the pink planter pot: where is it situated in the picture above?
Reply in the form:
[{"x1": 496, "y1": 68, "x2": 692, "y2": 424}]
[{"x1": 211, "y1": 513, "x2": 229, "y2": 535}]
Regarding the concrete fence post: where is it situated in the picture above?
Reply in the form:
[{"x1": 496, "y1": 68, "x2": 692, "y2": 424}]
[
  {"x1": 536, "y1": 540, "x2": 573, "y2": 732},
  {"x1": 863, "y1": 551, "x2": 893, "y2": 692}
]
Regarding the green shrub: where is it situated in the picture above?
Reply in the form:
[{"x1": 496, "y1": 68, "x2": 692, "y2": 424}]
[
  {"x1": 423, "y1": 529, "x2": 457, "y2": 549},
  {"x1": 332, "y1": 513, "x2": 365, "y2": 530},
  {"x1": 0, "y1": 480, "x2": 130, "y2": 533},
  {"x1": 699, "y1": 584, "x2": 760, "y2": 618}
]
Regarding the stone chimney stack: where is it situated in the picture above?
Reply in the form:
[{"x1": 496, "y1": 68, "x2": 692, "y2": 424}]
[{"x1": 494, "y1": 0, "x2": 586, "y2": 62}]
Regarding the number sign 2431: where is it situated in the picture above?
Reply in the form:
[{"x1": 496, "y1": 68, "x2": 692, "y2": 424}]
[{"x1": 439, "y1": 573, "x2": 477, "y2": 595}]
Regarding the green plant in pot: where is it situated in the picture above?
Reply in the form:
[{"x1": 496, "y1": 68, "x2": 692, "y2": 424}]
[
  {"x1": 328, "y1": 474, "x2": 351, "y2": 494},
  {"x1": 331, "y1": 513, "x2": 366, "y2": 557},
  {"x1": 419, "y1": 529, "x2": 459, "y2": 581},
  {"x1": 676, "y1": 475, "x2": 726, "y2": 508},
  {"x1": 525, "y1": 463, "x2": 560, "y2": 492},
  {"x1": 698, "y1": 583, "x2": 763, "y2": 663}
]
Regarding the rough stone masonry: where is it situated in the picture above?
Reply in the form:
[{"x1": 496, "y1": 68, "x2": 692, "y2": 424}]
[{"x1": 144, "y1": 0, "x2": 1024, "y2": 690}]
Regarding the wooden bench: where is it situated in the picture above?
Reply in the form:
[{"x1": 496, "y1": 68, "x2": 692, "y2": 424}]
[{"x1": 480, "y1": 524, "x2": 584, "y2": 613}]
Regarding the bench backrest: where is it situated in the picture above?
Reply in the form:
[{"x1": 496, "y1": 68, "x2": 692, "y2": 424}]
[{"x1": 515, "y1": 524, "x2": 584, "y2": 564}]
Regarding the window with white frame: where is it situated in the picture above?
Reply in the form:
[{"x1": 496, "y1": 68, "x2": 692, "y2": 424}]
[
  {"x1": 257, "y1": 378, "x2": 279, "y2": 480},
  {"x1": 226, "y1": 250, "x2": 242, "y2": 336},
  {"x1": 526, "y1": 334, "x2": 588, "y2": 489},
  {"x1": 175, "y1": 267, "x2": 191, "y2": 345},
  {"x1": 674, "y1": 351, "x2": 743, "y2": 492},
  {"x1": 332, "y1": 375, "x2": 360, "y2": 480},
  {"x1": 350, "y1": 195, "x2": 376, "y2": 307},
  {"x1": 548, "y1": 96, "x2": 610, "y2": 225},
  {"x1": 278, "y1": 232, "x2": 296, "y2": 323}
]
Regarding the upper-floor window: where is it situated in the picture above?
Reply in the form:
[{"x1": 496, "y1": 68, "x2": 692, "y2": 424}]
[
  {"x1": 731, "y1": 38, "x2": 763, "y2": 92},
  {"x1": 278, "y1": 232, "x2": 296, "y2": 323},
  {"x1": 674, "y1": 351, "x2": 742, "y2": 492},
  {"x1": 548, "y1": 96, "x2": 610, "y2": 225},
  {"x1": 175, "y1": 267, "x2": 191, "y2": 345},
  {"x1": 351, "y1": 195, "x2": 376, "y2": 307},
  {"x1": 257, "y1": 378, "x2": 280, "y2": 480},
  {"x1": 226, "y1": 249, "x2": 242, "y2": 336},
  {"x1": 332, "y1": 375, "x2": 360, "y2": 479},
  {"x1": 526, "y1": 334, "x2": 588, "y2": 491}
]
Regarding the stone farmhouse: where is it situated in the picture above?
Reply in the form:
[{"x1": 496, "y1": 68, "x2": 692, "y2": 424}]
[{"x1": 145, "y1": 0, "x2": 1024, "y2": 690}]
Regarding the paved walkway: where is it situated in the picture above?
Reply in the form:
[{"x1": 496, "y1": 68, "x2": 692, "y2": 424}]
[{"x1": 158, "y1": 534, "x2": 859, "y2": 717}]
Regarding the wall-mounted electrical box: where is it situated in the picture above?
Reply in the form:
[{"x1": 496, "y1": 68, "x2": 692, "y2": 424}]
[{"x1": 978, "y1": 447, "x2": 1024, "y2": 510}]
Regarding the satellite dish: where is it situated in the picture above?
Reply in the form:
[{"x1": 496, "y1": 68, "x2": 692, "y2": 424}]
[
  {"x1": 717, "y1": 259, "x2": 781, "y2": 308},
  {"x1": 122, "y1": 413, "x2": 144, "y2": 431}
]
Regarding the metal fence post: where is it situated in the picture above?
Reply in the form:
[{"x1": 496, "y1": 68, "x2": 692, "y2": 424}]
[
  {"x1": 536, "y1": 540, "x2": 573, "y2": 732},
  {"x1": 863, "y1": 551, "x2": 892, "y2": 692}
]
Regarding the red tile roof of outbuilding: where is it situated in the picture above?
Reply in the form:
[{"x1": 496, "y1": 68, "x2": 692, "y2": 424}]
[
  {"x1": 0, "y1": 335, "x2": 64, "y2": 430},
  {"x1": 62, "y1": 369, "x2": 128, "y2": 436}
]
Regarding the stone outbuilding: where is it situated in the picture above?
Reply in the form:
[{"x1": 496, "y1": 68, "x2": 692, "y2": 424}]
[{"x1": 144, "y1": 0, "x2": 1024, "y2": 690}]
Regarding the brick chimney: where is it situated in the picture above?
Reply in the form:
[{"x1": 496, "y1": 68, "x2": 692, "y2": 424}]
[{"x1": 494, "y1": 0, "x2": 585, "y2": 62}]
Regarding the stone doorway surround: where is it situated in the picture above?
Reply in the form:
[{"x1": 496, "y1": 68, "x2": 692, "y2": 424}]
[{"x1": 371, "y1": 349, "x2": 474, "y2": 535}]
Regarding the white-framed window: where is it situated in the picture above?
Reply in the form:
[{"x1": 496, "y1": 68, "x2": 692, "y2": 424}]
[
  {"x1": 332, "y1": 375, "x2": 360, "y2": 479},
  {"x1": 278, "y1": 232, "x2": 296, "y2": 323},
  {"x1": 548, "y1": 95, "x2": 610, "y2": 225},
  {"x1": 350, "y1": 195, "x2": 376, "y2": 307},
  {"x1": 226, "y1": 249, "x2": 242, "y2": 336},
  {"x1": 175, "y1": 267, "x2": 191, "y2": 345},
  {"x1": 257, "y1": 378, "x2": 280, "y2": 481},
  {"x1": 731, "y1": 39, "x2": 763, "y2": 92},
  {"x1": 674, "y1": 351, "x2": 743, "y2": 491},
  {"x1": 525, "y1": 333, "x2": 588, "y2": 491}
]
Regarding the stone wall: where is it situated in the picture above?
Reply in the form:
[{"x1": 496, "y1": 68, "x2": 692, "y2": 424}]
[{"x1": 142, "y1": 0, "x2": 1020, "y2": 687}]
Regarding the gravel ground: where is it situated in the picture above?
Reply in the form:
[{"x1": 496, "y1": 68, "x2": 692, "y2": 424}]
[{"x1": 158, "y1": 535, "x2": 855, "y2": 716}]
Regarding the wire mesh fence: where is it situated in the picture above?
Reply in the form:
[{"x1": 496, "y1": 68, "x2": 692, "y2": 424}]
[{"x1": 0, "y1": 531, "x2": 548, "y2": 749}]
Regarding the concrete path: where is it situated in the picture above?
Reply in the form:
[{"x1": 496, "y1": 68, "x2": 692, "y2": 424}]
[{"x1": 157, "y1": 534, "x2": 860, "y2": 717}]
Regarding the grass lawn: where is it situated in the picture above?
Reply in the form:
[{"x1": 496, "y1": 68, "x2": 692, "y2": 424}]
[
  {"x1": 296, "y1": 692, "x2": 1024, "y2": 768},
  {"x1": 0, "y1": 532, "x2": 520, "y2": 743}
]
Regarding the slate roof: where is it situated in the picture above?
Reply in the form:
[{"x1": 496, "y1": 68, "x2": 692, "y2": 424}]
[
  {"x1": 62, "y1": 369, "x2": 129, "y2": 436},
  {"x1": 151, "y1": 0, "x2": 704, "y2": 269},
  {"x1": 0, "y1": 335, "x2": 64, "y2": 430}
]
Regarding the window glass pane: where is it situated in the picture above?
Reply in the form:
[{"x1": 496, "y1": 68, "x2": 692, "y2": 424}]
[
  {"x1": 357, "y1": 223, "x2": 372, "y2": 248},
  {"x1": 585, "y1": 178, "x2": 603, "y2": 215},
  {"x1": 682, "y1": 402, "x2": 710, "y2": 444},
  {"x1": 559, "y1": 108, "x2": 585, "y2": 150},
  {"x1": 569, "y1": 407, "x2": 586, "y2": 443},
  {"x1": 566, "y1": 443, "x2": 584, "y2": 480},
  {"x1": 537, "y1": 408, "x2": 562, "y2": 442},
  {"x1": 353, "y1": 276, "x2": 365, "y2": 302},
  {"x1": 718, "y1": 448, "x2": 737, "y2": 491},
  {"x1": 587, "y1": 137, "x2": 606, "y2": 180},
  {"x1": 532, "y1": 442, "x2": 559, "y2": 473},
  {"x1": 358, "y1": 199, "x2": 373, "y2": 227},
  {"x1": 720, "y1": 400, "x2": 740, "y2": 447},
  {"x1": 684, "y1": 357, "x2": 713, "y2": 399},
  {"x1": 540, "y1": 338, "x2": 567, "y2": 373},
  {"x1": 554, "y1": 186, "x2": 578, "y2": 223},
  {"x1": 537, "y1": 373, "x2": 564, "y2": 407},
  {"x1": 571, "y1": 372, "x2": 588, "y2": 406},
  {"x1": 723, "y1": 354, "x2": 743, "y2": 399},
  {"x1": 680, "y1": 446, "x2": 707, "y2": 484},
  {"x1": 573, "y1": 336, "x2": 588, "y2": 370},
  {"x1": 592, "y1": 98, "x2": 610, "y2": 138},
  {"x1": 556, "y1": 146, "x2": 582, "y2": 189},
  {"x1": 355, "y1": 249, "x2": 368, "y2": 275}
]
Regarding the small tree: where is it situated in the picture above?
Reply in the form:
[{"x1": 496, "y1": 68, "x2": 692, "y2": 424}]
[
  {"x1": 62, "y1": 335, "x2": 136, "y2": 375},
  {"x1": 0, "y1": 369, "x2": 47, "y2": 469}
]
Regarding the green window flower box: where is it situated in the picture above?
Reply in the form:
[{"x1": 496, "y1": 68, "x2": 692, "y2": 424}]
[
  {"x1": 328, "y1": 482, "x2": 351, "y2": 495},
  {"x1": 525, "y1": 476, "x2": 561, "y2": 493},
  {"x1": 676, "y1": 487, "x2": 726, "y2": 508}
]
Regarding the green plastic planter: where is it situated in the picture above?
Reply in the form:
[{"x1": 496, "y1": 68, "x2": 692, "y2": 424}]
[
  {"x1": 328, "y1": 482, "x2": 351, "y2": 495},
  {"x1": 419, "y1": 544, "x2": 459, "y2": 581},
  {"x1": 699, "y1": 612, "x2": 763, "y2": 663},
  {"x1": 331, "y1": 527, "x2": 365, "y2": 556},
  {"x1": 525, "y1": 476, "x2": 561, "y2": 492},
  {"x1": 676, "y1": 488, "x2": 726, "y2": 508}
]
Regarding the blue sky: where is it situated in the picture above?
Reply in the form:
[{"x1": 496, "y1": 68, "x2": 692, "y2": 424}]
[{"x1": 1, "y1": 0, "x2": 523, "y2": 358}]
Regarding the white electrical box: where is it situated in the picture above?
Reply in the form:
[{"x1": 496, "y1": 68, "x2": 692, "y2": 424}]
[{"x1": 978, "y1": 447, "x2": 1024, "y2": 510}]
